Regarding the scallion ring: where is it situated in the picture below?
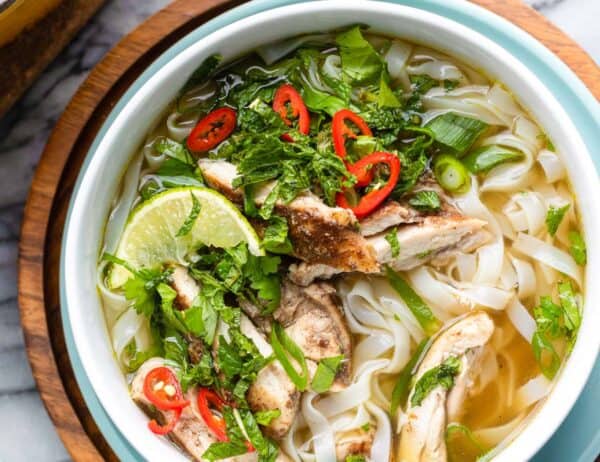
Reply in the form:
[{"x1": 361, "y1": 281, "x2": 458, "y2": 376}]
[{"x1": 433, "y1": 154, "x2": 471, "y2": 194}]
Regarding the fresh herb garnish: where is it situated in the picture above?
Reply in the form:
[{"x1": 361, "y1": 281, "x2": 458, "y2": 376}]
[
  {"x1": 386, "y1": 267, "x2": 441, "y2": 335},
  {"x1": 408, "y1": 190, "x2": 441, "y2": 212},
  {"x1": 390, "y1": 338, "x2": 429, "y2": 415},
  {"x1": 262, "y1": 216, "x2": 293, "y2": 255},
  {"x1": 411, "y1": 355, "x2": 461, "y2": 406},
  {"x1": 271, "y1": 322, "x2": 310, "y2": 391},
  {"x1": 426, "y1": 113, "x2": 488, "y2": 154},
  {"x1": 532, "y1": 281, "x2": 581, "y2": 379},
  {"x1": 385, "y1": 228, "x2": 401, "y2": 258},
  {"x1": 568, "y1": 231, "x2": 586, "y2": 265},
  {"x1": 311, "y1": 355, "x2": 344, "y2": 393},
  {"x1": 176, "y1": 192, "x2": 201, "y2": 237},
  {"x1": 254, "y1": 409, "x2": 282, "y2": 426},
  {"x1": 462, "y1": 144, "x2": 524, "y2": 173},
  {"x1": 545, "y1": 203, "x2": 570, "y2": 237}
]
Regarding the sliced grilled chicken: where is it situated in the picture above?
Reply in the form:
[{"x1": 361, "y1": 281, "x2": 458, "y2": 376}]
[
  {"x1": 359, "y1": 200, "x2": 427, "y2": 236},
  {"x1": 287, "y1": 262, "x2": 341, "y2": 286},
  {"x1": 275, "y1": 280, "x2": 352, "y2": 391},
  {"x1": 368, "y1": 215, "x2": 489, "y2": 272},
  {"x1": 198, "y1": 159, "x2": 379, "y2": 274},
  {"x1": 170, "y1": 265, "x2": 200, "y2": 309},
  {"x1": 398, "y1": 311, "x2": 494, "y2": 462},
  {"x1": 289, "y1": 215, "x2": 489, "y2": 285},
  {"x1": 241, "y1": 316, "x2": 301, "y2": 440},
  {"x1": 335, "y1": 425, "x2": 377, "y2": 461}
]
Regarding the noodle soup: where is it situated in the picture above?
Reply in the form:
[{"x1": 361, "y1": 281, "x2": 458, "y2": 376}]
[{"x1": 98, "y1": 26, "x2": 586, "y2": 462}]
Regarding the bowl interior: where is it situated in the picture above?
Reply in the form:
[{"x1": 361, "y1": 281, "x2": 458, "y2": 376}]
[{"x1": 62, "y1": 1, "x2": 600, "y2": 461}]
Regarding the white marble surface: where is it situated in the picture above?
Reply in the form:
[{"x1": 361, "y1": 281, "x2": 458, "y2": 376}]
[{"x1": 0, "y1": 0, "x2": 597, "y2": 461}]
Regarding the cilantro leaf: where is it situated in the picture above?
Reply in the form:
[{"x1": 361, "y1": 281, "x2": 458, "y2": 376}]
[
  {"x1": 390, "y1": 339, "x2": 428, "y2": 415},
  {"x1": 545, "y1": 203, "x2": 570, "y2": 237},
  {"x1": 411, "y1": 355, "x2": 461, "y2": 406},
  {"x1": 568, "y1": 231, "x2": 586, "y2": 265}
]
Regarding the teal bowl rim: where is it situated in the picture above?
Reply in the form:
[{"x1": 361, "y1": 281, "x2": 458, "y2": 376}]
[{"x1": 59, "y1": 1, "x2": 600, "y2": 461}]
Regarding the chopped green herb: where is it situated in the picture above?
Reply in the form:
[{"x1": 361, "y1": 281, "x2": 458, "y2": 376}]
[
  {"x1": 532, "y1": 280, "x2": 581, "y2": 378},
  {"x1": 411, "y1": 355, "x2": 461, "y2": 406},
  {"x1": 386, "y1": 267, "x2": 441, "y2": 335},
  {"x1": 568, "y1": 231, "x2": 586, "y2": 265},
  {"x1": 443, "y1": 79, "x2": 459, "y2": 91},
  {"x1": 176, "y1": 192, "x2": 201, "y2": 237},
  {"x1": 181, "y1": 54, "x2": 222, "y2": 94},
  {"x1": 557, "y1": 281, "x2": 581, "y2": 341},
  {"x1": 385, "y1": 229, "x2": 401, "y2": 258},
  {"x1": 545, "y1": 203, "x2": 570, "y2": 237},
  {"x1": 408, "y1": 190, "x2": 441, "y2": 212},
  {"x1": 254, "y1": 409, "x2": 282, "y2": 426},
  {"x1": 336, "y1": 26, "x2": 383, "y2": 85},
  {"x1": 345, "y1": 456, "x2": 367, "y2": 462},
  {"x1": 377, "y1": 76, "x2": 401, "y2": 108},
  {"x1": 416, "y1": 250, "x2": 432, "y2": 259},
  {"x1": 262, "y1": 216, "x2": 293, "y2": 255},
  {"x1": 360, "y1": 422, "x2": 371, "y2": 432},
  {"x1": 391, "y1": 339, "x2": 429, "y2": 415},
  {"x1": 463, "y1": 144, "x2": 524, "y2": 173},
  {"x1": 311, "y1": 355, "x2": 344, "y2": 393},
  {"x1": 271, "y1": 322, "x2": 310, "y2": 391},
  {"x1": 426, "y1": 113, "x2": 488, "y2": 154}
]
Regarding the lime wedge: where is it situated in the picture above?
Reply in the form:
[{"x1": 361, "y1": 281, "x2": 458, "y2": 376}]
[{"x1": 108, "y1": 187, "x2": 262, "y2": 288}]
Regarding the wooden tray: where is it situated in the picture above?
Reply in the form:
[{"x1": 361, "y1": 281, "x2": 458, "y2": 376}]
[{"x1": 17, "y1": 0, "x2": 600, "y2": 460}]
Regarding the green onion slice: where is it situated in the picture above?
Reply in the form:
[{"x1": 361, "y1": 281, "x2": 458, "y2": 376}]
[
  {"x1": 271, "y1": 322, "x2": 309, "y2": 391},
  {"x1": 386, "y1": 267, "x2": 441, "y2": 335},
  {"x1": 433, "y1": 154, "x2": 471, "y2": 193}
]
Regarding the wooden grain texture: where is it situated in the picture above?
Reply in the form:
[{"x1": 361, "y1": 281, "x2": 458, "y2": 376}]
[
  {"x1": 17, "y1": 0, "x2": 600, "y2": 460},
  {"x1": 0, "y1": 0, "x2": 106, "y2": 119}
]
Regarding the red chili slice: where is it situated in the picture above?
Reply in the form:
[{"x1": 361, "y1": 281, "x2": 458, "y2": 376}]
[
  {"x1": 144, "y1": 367, "x2": 190, "y2": 411},
  {"x1": 197, "y1": 388, "x2": 228, "y2": 441},
  {"x1": 148, "y1": 407, "x2": 182, "y2": 435},
  {"x1": 332, "y1": 109, "x2": 373, "y2": 159},
  {"x1": 187, "y1": 107, "x2": 237, "y2": 152},
  {"x1": 273, "y1": 84, "x2": 310, "y2": 142},
  {"x1": 197, "y1": 388, "x2": 255, "y2": 452},
  {"x1": 336, "y1": 152, "x2": 401, "y2": 219}
]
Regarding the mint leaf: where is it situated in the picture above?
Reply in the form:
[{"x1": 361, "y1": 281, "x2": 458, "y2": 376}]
[{"x1": 176, "y1": 192, "x2": 201, "y2": 237}]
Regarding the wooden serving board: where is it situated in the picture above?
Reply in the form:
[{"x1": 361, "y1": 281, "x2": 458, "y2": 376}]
[{"x1": 17, "y1": 0, "x2": 600, "y2": 460}]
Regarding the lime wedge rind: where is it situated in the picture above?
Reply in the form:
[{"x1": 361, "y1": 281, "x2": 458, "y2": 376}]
[{"x1": 108, "y1": 187, "x2": 262, "y2": 288}]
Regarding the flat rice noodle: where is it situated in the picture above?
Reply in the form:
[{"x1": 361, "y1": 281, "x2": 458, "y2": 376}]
[
  {"x1": 513, "y1": 232, "x2": 582, "y2": 286},
  {"x1": 366, "y1": 402, "x2": 392, "y2": 462},
  {"x1": 474, "y1": 413, "x2": 526, "y2": 447},
  {"x1": 511, "y1": 256, "x2": 536, "y2": 299},
  {"x1": 506, "y1": 297, "x2": 536, "y2": 343},
  {"x1": 538, "y1": 149, "x2": 566, "y2": 183},
  {"x1": 515, "y1": 374, "x2": 552, "y2": 410},
  {"x1": 301, "y1": 392, "x2": 336, "y2": 462}
]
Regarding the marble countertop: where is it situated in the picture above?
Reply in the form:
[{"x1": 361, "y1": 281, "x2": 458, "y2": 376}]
[{"x1": 0, "y1": 0, "x2": 597, "y2": 461}]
